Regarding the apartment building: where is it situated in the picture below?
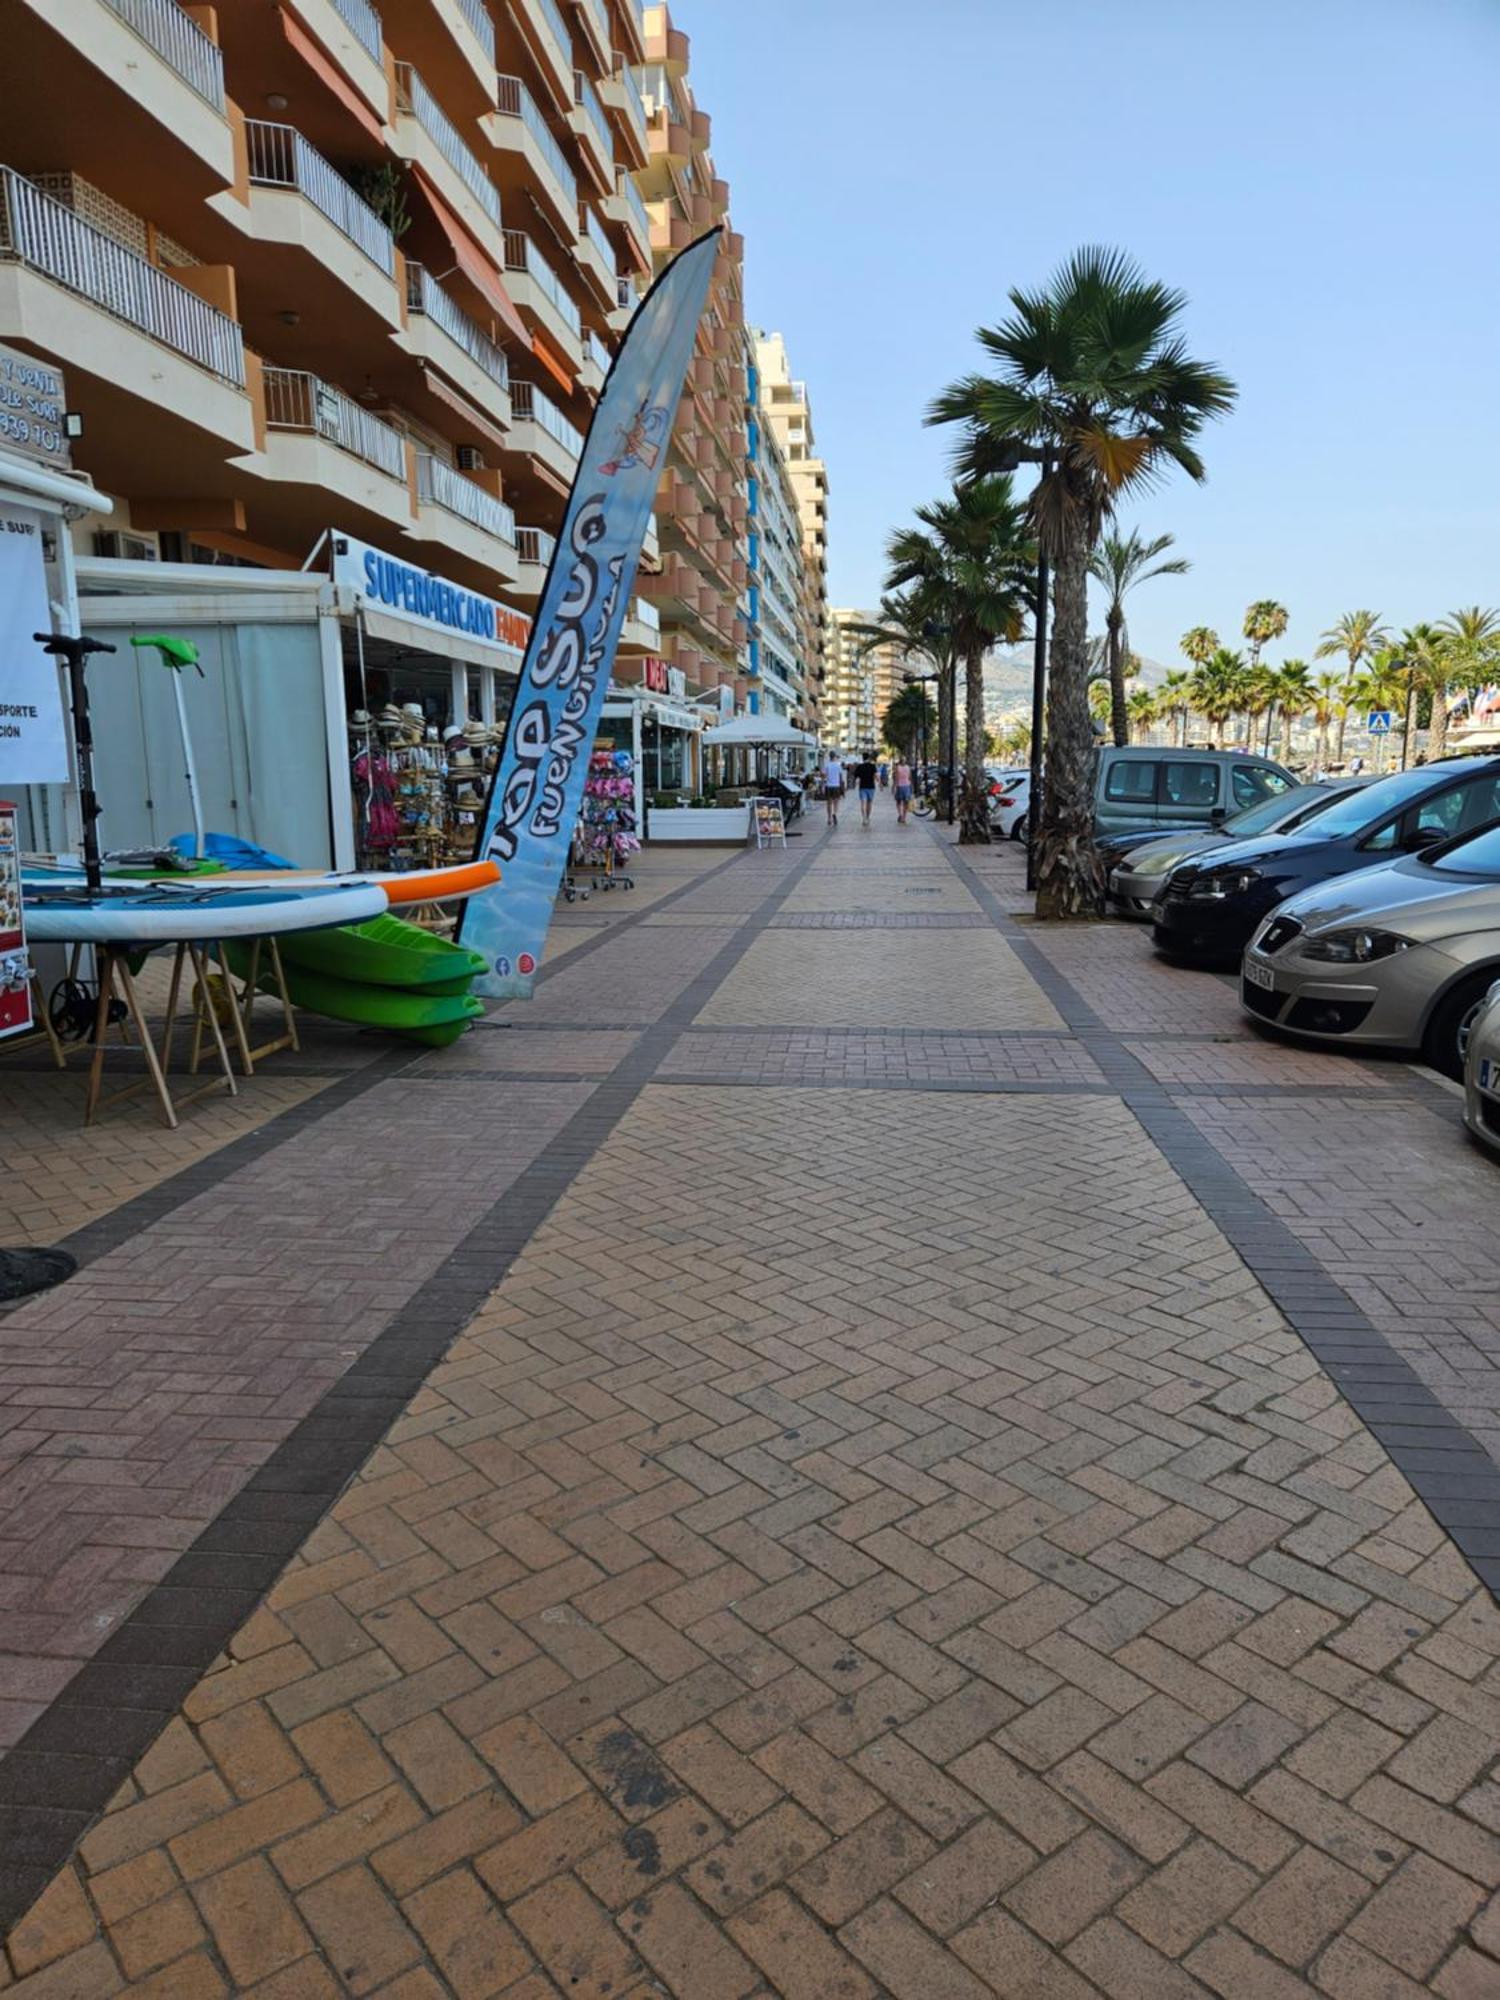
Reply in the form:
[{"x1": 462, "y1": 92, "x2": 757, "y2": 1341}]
[
  {"x1": 744, "y1": 332, "x2": 813, "y2": 733},
  {"x1": 754, "y1": 329, "x2": 827, "y2": 737},
  {"x1": 625, "y1": 2, "x2": 748, "y2": 783},
  {"x1": 825, "y1": 608, "x2": 909, "y2": 753}
]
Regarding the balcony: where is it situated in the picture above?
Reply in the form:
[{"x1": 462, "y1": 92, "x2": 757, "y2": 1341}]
[
  {"x1": 489, "y1": 74, "x2": 578, "y2": 238},
  {"x1": 647, "y1": 104, "x2": 689, "y2": 171},
  {"x1": 416, "y1": 452, "x2": 517, "y2": 564},
  {"x1": 574, "y1": 202, "x2": 617, "y2": 308},
  {"x1": 598, "y1": 62, "x2": 649, "y2": 170},
  {"x1": 644, "y1": 14, "x2": 688, "y2": 75},
  {"x1": 570, "y1": 72, "x2": 615, "y2": 190},
  {"x1": 103, "y1": 0, "x2": 225, "y2": 105},
  {"x1": 502, "y1": 231, "x2": 582, "y2": 358},
  {"x1": 0, "y1": 167, "x2": 245, "y2": 385},
  {"x1": 245, "y1": 123, "x2": 394, "y2": 275},
  {"x1": 404, "y1": 261, "x2": 511, "y2": 427},
  {"x1": 603, "y1": 171, "x2": 651, "y2": 271},
  {"x1": 516, "y1": 0, "x2": 576, "y2": 110},
  {"x1": 394, "y1": 63, "x2": 503, "y2": 245},
  {"x1": 578, "y1": 323, "x2": 611, "y2": 392},
  {"x1": 453, "y1": 0, "x2": 495, "y2": 63},
  {"x1": 510, "y1": 379, "x2": 583, "y2": 482},
  {"x1": 570, "y1": 0, "x2": 611, "y2": 67},
  {"x1": 264, "y1": 367, "x2": 407, "y2": 477},
  {"x1": 512, "y1": 524, "x2": 557, "y2": 602},
  {"x1": 608, "y1": 272, "x2": 640, "y2": 333}
]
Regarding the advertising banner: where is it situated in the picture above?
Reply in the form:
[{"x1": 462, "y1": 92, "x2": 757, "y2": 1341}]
[
  {"x1": 460, "y1": 231, "x2": 720, "y2": 998},
  {"x1": 0, "y1": 503, "x2": 68, "y2": 784},
  {"x1": 0, "y1": 802, "x2": 33, "y2": 1039}
]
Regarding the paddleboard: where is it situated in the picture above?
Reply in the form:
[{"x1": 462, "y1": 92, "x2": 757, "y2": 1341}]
[
  {"x1": 24, "y1": 880, "x2": 387, "y2": 943},
  {"x1": 26, "y1": 859, "x2": 500, "y2": 907}
]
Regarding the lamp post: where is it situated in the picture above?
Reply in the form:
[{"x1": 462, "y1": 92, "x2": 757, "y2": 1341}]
[
  {"x1": 1025, "y1": 448, "x2": 1052, "y2": 892},
  {"x1": 903, "y1": 668, "x2": 938, "y2": 783}
]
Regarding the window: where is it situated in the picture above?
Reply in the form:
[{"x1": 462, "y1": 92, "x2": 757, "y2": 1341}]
[
  {"x1": 1104, "y1": 759, "x2": 1159, "y2": 803},
  {"x1": 1162, "y1": 762, "x2": 1218, "y2": 808},
  {"x1": 1413, "y1": 773, "x2": 1500, "y2": 838},
  {"x1": 1232, "y1": 764, "x2": 1294, "y2": 807}
]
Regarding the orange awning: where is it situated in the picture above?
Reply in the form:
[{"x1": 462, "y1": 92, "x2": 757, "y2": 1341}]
[
  {"x1": 419, "y1": 368, "x2": 510, "y2": 455},
  {"x1": 530, "y1": 329, "x2": 575, "y2": 396},
  {"x1": 277, "y1": 9, "x2": 385, "y2": 143},
  {"x1": 410, "y1": 165, "x2": 531, "y2": 347}
]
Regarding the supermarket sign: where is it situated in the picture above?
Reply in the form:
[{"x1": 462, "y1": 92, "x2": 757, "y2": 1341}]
[{"x1": 331, "y1": 531, "x2": 532, "y2": 659}]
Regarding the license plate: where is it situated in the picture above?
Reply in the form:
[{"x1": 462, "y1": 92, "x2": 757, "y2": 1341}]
[
  {"x1": 1244, "y1": 959, "x2": 1276, "y2": 991},
  {"x1": 1481, "y1": 1057, "x2": 1500, "y2": 1094}
]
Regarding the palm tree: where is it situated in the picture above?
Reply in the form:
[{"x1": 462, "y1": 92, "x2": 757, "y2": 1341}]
[
  {"x1": 885, "y1": 477, "x2": 1034, "y2": 842},
  {"x1": 1382, "y1": 625, "x2": 1446, "y2": 766},
  {"x1": 1188, "y1": 649, "x2": 1246, "y2": 747},
  {"x1": 1316, "y1": 610, "x2": 1391, "y2": 764},
  {"x1": 1182, "y1": 626, "x2": 1219, "y2": 674},
  {"x1": 1348, "y1": 660, "x2": 1408, "y2": 772},
  {"x1": 1127, "y1": 685, "x2": 1159, "y2": 744},
  {"x1": 931, "y1": 246, "x2": 1236, "y2": 914},
  {"x1": 1242, "y1": 598, "x2": 1289, "y2": 671},
  {"x1": 1309, "y1": 672, "x2": 1344, "y2": 770},
  {"x1": 1437, "y1": 607, "x2": 1500, "y2": 758},
  {"x1": 1088, "y1": 528, "x2": 1189, "y2": 747},
  {"x1": 1159, "y1": 668, "x2": 1193, "y2": 747},
  {"x1": 881, "y1": 681, "x2": 935, "y2": 765},
  {"x1": 1267, "y1": 660, "x2": 1313, "y2": 764}
]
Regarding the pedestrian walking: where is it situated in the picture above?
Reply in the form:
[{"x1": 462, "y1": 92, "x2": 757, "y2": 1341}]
[
  {"x1": 822, "y1": 751, "x2": 845, "y2": 827},
  {"x1": 892, "y1": 757, "x2": 914, "y2": 824},
  {"x1": 878, "y1": 761, "x2": 890, "y2": 790},
  {"x1": 853, "y1": 752, "x2": 879, "y2": 826}
]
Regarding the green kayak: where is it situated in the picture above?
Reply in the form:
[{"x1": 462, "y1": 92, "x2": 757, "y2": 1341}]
[
  {"x1": 221, "y1": 940, "x2": 483, "y2": 1043},
  {"x1": 274, "y1": 912, "x2": 486, "y2": 995}
]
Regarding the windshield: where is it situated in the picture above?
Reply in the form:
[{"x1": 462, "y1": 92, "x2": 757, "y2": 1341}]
[
  {"x1": 1428, "y1": 821, "x2": 1500, "y2": 877},
  {"x1": 1298, "y1": 765, "x2": 1462, "y2": 839},
  {"x1": 1223, "y1": 784, "x2": 1330, "y2": 838}
]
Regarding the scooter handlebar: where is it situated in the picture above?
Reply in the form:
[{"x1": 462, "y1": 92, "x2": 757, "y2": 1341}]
[{"x1": 32, "y1": 633, "x2": 117, "y2": 656}]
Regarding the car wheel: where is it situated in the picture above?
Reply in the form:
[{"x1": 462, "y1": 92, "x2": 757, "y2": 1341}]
[
  {"x1": 1422, "y1": 972, "x2": 1493, "y2": 1081},
  {"x1": 1010, "y1": 814, "x2": 1028, "y2": 842}
]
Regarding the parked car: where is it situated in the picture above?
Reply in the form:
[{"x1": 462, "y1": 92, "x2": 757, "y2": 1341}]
[
  {"x1": 1153, "y1": 757, "x2": 1500, "y2": 967},
  {"x1": 1104, "y1": 780, "x2": 1365, "y2": 919},
  {"x1": 990, "y1": 771, "x2": 1031, "y2": 839},
  {"x1": 1463, "y1": 979, "x2": 1500, "y2": 1152},
  {"x1": 1239, "y1": 815, "x2": 1500, "y2": 1075},
  {"x1": 1094, "y1": 746, "x2": 1296, "y2": 837}
]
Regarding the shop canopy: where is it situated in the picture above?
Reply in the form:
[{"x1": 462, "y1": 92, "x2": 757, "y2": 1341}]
[{"x1": 700, "y1": 714, "x2": 814, "y2": 748}]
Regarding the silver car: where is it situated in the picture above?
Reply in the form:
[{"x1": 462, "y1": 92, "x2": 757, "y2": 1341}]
[
  {"x1": 1240, "y1": 816, "x2": 1500, "y2": 1076},
  {"x1": 1107, "y1": 781, "x2": 1363, "y2": 919},
  {"x1": 1463, "y1": 981, "x2": 1500, "y2": 1153}
]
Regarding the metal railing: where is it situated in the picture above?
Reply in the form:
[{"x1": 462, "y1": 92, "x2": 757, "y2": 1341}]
[
  {"x1": 517, "y1": 525, "x2": 557, "y2": 567},
  {"x1": 405, "y1": 263, "x2": 509, "y2": 393},
  {"x1": 0, "y1": 168, "x2": 245, "y2": 383},
  {"x1": 494, "y1": 75, "x2": 576, "y2": 209},
  {"x1": 512, "y1": 380, "x2": 583, "y2": 458},
  {"x1": 454, "y1": 0, "x2": 495, "y2": 63},
  {"x1": 503, "y1": 231, "x2": 581, "y2": 337},
  {"x1": 245, "y1": 122, "x2": 394, "y2": 273},
  {"x1": 395, "y1": 65, "x2": 501, "y2": 226},
  {"x1": 101, "y1": 0, "x2": 225, "y2": 107},
  {"x1": 417, "y1": 454, "x2": 516, "y2": 542},
  {"x1": 577, "y1": 0, "x2": 610, "y2": 51},
  {"x1": 573, "y1": 72, "x2": 612, "y2": 160},
  {"x1": 263, "y1": 366, "x2": 407, "y2": 479},
  {"x1": 615, "y1": 60, "x2": 647, "y2": 134},
  {"x1": 531, "y1": 0, "x2": 572, "y2": 68},
  {"x1": 585, "y1": 328, "x2": 612, "y2": 376},
  {"x1": 631, "y1": 595, "x2": 660, "y2": 635},
  {"x1": 616, "y1": 171, "x2": 649, "y2": 246},
  {"x1": 330, "y1": 0, "x2": 382, "y2": 61},
  {"x1": 581, "y1": 204, "x2": 617, "y2": 280}
]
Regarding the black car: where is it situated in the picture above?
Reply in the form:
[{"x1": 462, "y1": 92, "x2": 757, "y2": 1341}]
[{"x1": 1152, "y1": 757, "x2": 1500, "y2": 965}]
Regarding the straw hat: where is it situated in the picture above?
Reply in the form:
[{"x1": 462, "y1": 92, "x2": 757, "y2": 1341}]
[
  {"x1": 454, "y1": 784, "x2": 483, "y2": 810},
  {"x1": 450, "y1": 747, "x2": 476, "y2": 770}
]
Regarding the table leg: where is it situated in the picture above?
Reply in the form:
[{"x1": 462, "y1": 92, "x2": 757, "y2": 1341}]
[
  {"x1": 116, "y1": 957, "x2": 177, "y2": 1130},
  {"x1": 83, "y1": 951, "x2": 115, "y2": 1126}
]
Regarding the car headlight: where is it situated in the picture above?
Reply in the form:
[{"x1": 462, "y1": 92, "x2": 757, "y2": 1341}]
[
  {"x1": 1133, "y1": 850, "x2": 1182, "y2": 879},
  {"x1": 1299, "y1": 928, "x2": 1411, "y2": 964},
  {"x1": 1187, "y1": 868, "x2": 1260, "y2": 900}
]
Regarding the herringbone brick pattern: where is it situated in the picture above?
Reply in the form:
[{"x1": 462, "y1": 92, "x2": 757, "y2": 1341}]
[{"x1": 698, "y1": 930, "x2": 1066, "y2": 1030}]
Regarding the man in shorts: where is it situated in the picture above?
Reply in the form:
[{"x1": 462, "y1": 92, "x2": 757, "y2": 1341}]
[
  {"x1": 892, "y1": 757, "x2": 914, "y2": 823},
  {"x1": 852, "y1": 752, "x2": 879, "y2": 826},
  {"x1": 822, "y1": 751, "x2": 845, "y2": 827}
]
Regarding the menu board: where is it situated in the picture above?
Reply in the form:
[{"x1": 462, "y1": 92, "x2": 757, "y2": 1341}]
[
  {"x1": 749, "y1": 797, "x2": 786, "y2": 849},
  {"x1": 0, "y1": 802, "x2": 33, "y2": 1039}
]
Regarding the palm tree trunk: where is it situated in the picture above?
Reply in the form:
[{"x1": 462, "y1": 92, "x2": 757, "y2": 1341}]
[
  {"x1": 959, "y1": 644, "x2": 991, "y2": 844},
  {"x1": 1430, "y1": 683, "x2": 1449, "y2": 760},
  {"x1": 1107, "y1": 608, "x2": 1128, "y2": 749},
  {"x1": 1035, "y1": 520, "x2": 1099, "y2": 919},
  {"x1": 1334, "y1": 692, "x2": 1350, "y2": 763},
  {"x1": 936, "y1": 661, "x2": 953, "y2": 818},
  {"x1": 1402, "y1": 680, "x2": 1418, "y2": 770}
]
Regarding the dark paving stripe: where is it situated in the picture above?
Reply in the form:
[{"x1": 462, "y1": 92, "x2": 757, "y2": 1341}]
[
  {"x1": 935, "y1": 832, "x2": 1500, "y2": 1600},
  {"x1": 0, "y1": 833, "x2": 831, "y2": 1936}
]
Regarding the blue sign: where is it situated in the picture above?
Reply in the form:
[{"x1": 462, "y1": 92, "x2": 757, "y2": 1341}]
[
  {"x1": 1367, "y1": 710, "x2": 1394, "y2": 734},
  {"x1": 459, "y1": 231, "x2": 720, "y2": 999}
]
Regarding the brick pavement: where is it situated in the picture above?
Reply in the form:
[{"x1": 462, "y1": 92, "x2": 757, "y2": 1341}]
[{"x1": 5, "y1": 826, "x2": 1500, "y2": 1995}]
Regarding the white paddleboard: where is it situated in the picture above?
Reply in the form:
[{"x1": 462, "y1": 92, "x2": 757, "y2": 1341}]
[{"x1": 24, "y1": 880, "x2": 387, "y2": 943}]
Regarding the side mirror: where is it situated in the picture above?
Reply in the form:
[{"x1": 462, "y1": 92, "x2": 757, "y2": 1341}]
[
  {"x1": 1209, "y1": 806, "x2": 1227, "y2": 822},
  {"x1": 1405, "y1": 826, "x2": 1444, "y2": 852}
]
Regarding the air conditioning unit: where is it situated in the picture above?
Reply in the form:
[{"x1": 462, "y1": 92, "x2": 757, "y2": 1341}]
[
  {"x1": 93, "y1": 531, "x2": 158, "y2": 562},
  {"x1": 456, "y1": 446, "x2": 485, "y2": 471}
]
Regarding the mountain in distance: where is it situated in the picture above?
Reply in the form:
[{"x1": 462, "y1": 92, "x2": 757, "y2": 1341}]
[{"x1": 983, "y1": 645, "x2": 1175, "y2": 718}]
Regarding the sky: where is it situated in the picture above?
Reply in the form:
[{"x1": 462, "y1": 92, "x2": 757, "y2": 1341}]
[{"x1": 687, "y1": 0, "x2": 1500, "y2": 670}]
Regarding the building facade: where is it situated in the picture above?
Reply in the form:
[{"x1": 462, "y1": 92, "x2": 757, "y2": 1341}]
[
  {"x1": 826, "y1": 608, "x2": 907, "y2": 753},
  {"x1": 744, "y1": 332, "x2": 812, "y2": 732},
  {"x1": 754, "y1": 329, "x2": 827, "y2": 742}
]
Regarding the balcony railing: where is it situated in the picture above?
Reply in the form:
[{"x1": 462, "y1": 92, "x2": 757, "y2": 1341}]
[
  {"x1": 0, "y1": 168, "x2": 245, "y2": 383},
  {"x1": 263, "y1": 366, "x2": 406, "y2": 479},
  {"x1": 517, "y1": 525, "x2": 557, "y2": 567},
  {"x1": 511, "y1": 380, "x2": 582, "y2": 458},
  {"x1": 330, "y1": 0, "x2": 382, "y2": 61},
  {"x1": 101, "y1": 0, "x2": 225, "y2": 108},
  {"x1": 417, "y1": 454, "x2": 516, "y2": 542},
  {"x1": 454, "y1": 0, "x2": 495, "y2": 64},
  {"x1": 405, "y1": 263, "x2": 509, "y2": 393},
  {"x1": 580, "y1": 204, "x2": 617, "y2": 280},
  {"x1": 617, "y1": 171, "x2": 649, "y2": 246},
  {"x1": 245, "y1": 122, "x2": 394, "y2": 273},
  {"x1": 615, "y1": 61, "x2": 647, "y2": 134},
  {"x1": 503, "y1": 231, "x2": 581, "y2": 338},
  {"x1": 531, "y1": 0, "x2": 572, "y2": 69},
  {"x1": 631, "y1": 595, "x2": 660, "y2": 635},
  {"x1": 577, "y1": 0, "x2": 609, "y2": 52},
  {"x1": 585, "y1": 328, "x2": 612, "y2": 376},
  {"x1": 494, "y1": 75, "x2": 577, "y2": 209},
  {"x1": 395, "y1": 65, "x2": 501, "y2": 226},
  {"x1": 573, "y1": 73, "x2": 612, "y2": 160}
]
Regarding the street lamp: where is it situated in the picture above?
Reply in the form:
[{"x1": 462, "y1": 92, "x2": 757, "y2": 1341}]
[{"x1": 902, "y1": 667, "x2": 938, "y2": 783}]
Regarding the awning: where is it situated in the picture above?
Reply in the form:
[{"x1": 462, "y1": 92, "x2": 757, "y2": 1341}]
[
  {"x1": 356, "y1": 604, "x2": 525, "y2": 672},
  {"x1": 277, "y1": 8, "x2": 385, "y2": 143},
  {"x1": 419, "y1": 368, "x2": 510, "y2": 455},
  {"x1": 530, "y1": 329, "x2": 575, "y2": 396},
  {"x1": 0, "y1": 451, "x2": 111, "y2": 518},
  {"x1": 411, "y1": 167, "x2": 531, "y2": 347},
  {"x1": 701, "y1": 713, "x2": 814, "y2": 748}
]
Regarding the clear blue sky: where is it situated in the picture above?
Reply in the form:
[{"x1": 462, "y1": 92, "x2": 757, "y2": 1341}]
[{"x1": 689, "y1": 0, "x2": 1500, "y2": 668}]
